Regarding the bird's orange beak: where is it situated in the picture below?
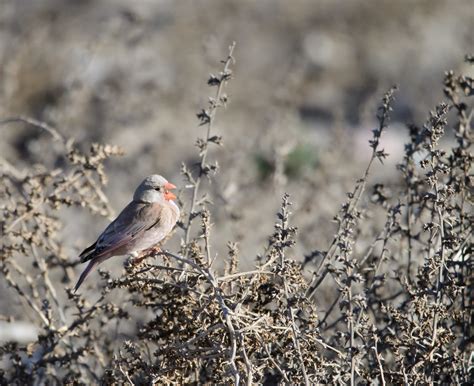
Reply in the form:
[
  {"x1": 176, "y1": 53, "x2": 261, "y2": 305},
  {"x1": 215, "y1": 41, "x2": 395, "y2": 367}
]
[{"x1": 164, "y1": 182, "x2": 177, "y2": 201}]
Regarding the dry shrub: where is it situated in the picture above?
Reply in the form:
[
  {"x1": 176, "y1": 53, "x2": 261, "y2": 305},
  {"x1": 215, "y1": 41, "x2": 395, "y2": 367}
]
[{"x1": 0, "y1": 45, "x2": 472, "y2": 385}]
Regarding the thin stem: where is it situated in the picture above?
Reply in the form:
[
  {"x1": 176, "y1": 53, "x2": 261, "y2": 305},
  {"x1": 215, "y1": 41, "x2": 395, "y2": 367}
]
[
  {"x1": 0, "y1": 116, "x2": 66, "y2": 144},
  {"x1": 430, "y1": 207, "x2": 446, "y2": 351},
  {"x1": 348, "y1": 286, "x2": 356, "y2": 386},
  {"x1": 184, "y1": 42, "x2": 236, "y2": 246}
]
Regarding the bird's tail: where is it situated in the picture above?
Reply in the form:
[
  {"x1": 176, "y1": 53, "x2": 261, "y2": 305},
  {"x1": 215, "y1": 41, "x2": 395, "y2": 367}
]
[
  {"x1": 79, "y1": 241, "x2": 97, "y2": 263},
  {"x1": 74, "y1": 259, "x2": 97, "y2": 292}
]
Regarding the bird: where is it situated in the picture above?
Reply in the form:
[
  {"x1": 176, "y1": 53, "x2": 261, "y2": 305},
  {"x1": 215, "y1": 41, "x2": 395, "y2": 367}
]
[{"x1": 74, "y1": 174, "x2": 180, "y2": 292}]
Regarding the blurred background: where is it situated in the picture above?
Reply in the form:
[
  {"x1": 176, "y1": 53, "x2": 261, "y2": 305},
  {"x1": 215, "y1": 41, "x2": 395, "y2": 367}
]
[{"x1": 1, "y1": 0, "x2": 473, "y2": 275}]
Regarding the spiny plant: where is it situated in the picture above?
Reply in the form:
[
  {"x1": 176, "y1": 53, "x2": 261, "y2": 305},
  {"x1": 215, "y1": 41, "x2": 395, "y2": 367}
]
[{"x1": 0, "y1": 45, "x2": 472, "y2": 385}]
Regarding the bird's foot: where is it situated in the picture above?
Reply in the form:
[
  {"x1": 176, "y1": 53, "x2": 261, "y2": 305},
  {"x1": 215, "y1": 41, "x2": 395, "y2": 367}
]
[
  {"x1": 130, "y1": 246, "x2": 162, "y2": 266},
  {"x1": 147, "y1": 245, "x2": 162, "y2": 255}
]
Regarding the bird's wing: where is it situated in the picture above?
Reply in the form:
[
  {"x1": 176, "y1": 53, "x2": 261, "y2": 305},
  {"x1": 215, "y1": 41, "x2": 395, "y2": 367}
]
[{"x1": 92, "y1": 201, "x2": 163, "y2": 257}]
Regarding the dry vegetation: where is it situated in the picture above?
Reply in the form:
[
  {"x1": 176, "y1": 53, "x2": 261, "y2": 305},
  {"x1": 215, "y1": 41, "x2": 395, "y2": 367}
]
[{"x1": 1, "y1": 37, "x2": 473, "y2": 385}]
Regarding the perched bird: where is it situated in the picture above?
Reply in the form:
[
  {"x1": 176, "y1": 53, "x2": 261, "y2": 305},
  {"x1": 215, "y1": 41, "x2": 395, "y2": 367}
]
[{"x1": 74, "y1": 174, "x2": 180, "y2": 292}]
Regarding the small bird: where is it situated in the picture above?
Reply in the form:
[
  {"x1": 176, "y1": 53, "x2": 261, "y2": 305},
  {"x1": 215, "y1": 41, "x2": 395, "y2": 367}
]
[{"x1": 74, "y1": 174, "x2": 180, "y2": 292}]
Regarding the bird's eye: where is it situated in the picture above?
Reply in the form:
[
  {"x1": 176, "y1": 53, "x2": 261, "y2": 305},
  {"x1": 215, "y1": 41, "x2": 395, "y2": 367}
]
[{"x1": 155, "y1": 187, "x2": 161, "y2": 192}]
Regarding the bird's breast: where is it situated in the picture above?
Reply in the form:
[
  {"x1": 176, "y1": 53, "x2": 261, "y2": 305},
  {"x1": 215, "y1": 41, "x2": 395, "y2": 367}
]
[{"x1": 136, "y1": 201, "x2": 179, "y2": 251}]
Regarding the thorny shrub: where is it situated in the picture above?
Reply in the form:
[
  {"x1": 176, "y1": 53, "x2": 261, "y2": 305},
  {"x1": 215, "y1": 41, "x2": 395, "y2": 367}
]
[{"x1": 0, "y1": 45, "x2": 472, "y2": 385}]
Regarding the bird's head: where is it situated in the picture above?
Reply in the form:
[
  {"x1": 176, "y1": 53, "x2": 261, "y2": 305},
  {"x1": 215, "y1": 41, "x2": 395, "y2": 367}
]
[{"x1": 133, "y1": 174, "x2": 177, "y2": 203}]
